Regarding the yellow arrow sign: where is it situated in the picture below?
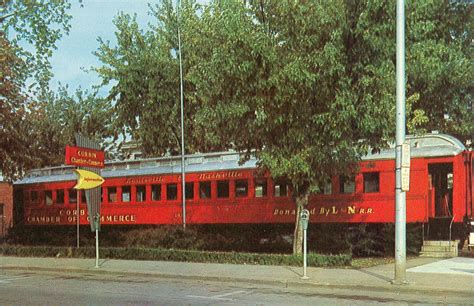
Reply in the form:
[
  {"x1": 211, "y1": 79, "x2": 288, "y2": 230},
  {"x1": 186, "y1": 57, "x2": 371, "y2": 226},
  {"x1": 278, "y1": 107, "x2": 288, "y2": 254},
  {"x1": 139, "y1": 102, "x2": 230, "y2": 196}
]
[{"x1": 73, "y1": 169, "x2": 105, "y2": 190}]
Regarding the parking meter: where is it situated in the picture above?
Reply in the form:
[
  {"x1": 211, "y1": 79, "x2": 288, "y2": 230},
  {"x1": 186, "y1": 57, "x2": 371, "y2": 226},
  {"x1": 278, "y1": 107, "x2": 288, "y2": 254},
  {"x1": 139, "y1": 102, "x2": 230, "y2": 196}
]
[
  {"x1": 93, "y1": 214, "x2": 100, "y2": 230},
  {"x1": 300, "y1": 208, "x2": 310, "y2": 279},
  {"x1": 94, "y1": 214, "x2": 100, "y2": 268},
  {"x1": 301, "y1": 209, "x2": 310, "y2": 230}
]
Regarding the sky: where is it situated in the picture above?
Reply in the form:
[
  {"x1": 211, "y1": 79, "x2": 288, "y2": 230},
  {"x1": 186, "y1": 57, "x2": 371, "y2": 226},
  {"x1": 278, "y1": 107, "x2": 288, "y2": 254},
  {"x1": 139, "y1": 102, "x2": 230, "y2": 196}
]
[{"x1": 49, "y1": 0, "x2": 154, "y2": 95}]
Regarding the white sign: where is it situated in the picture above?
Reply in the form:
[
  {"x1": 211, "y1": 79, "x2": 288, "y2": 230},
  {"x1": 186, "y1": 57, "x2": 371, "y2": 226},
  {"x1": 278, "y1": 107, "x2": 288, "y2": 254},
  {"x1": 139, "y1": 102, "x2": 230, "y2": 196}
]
[
  {"x1": 401, "y1": 142, "x2": 411, "y2": 168},
  {"x1": 401, "y1": 167, "x2": 410, "y2": 191}
]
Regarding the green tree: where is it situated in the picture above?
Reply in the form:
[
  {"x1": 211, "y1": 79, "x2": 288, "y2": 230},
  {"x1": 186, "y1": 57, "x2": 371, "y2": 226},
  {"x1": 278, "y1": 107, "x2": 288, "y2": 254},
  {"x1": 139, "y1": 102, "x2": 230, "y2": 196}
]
[
  {"x1": 1, "y1": 0, "x2": 73, "y2": 180},
  {"x1": 0, "y1": 33, "x2": 31, "y2": 179},
  {"x1": 94, "y1": 0, "x2": 207, "y2": 157},
  {"x1": 1, "y1": 0, "x2": 73, "y2": 92},
  {"x1": 406, "y1": 0, "x2": 473, "y2": 145},
  {"x1": 189, "y1": 0, "x2": 396, "y2": 254},
  {"x1": 26, "y1": 86, "x2": 115, "y2": 167}
]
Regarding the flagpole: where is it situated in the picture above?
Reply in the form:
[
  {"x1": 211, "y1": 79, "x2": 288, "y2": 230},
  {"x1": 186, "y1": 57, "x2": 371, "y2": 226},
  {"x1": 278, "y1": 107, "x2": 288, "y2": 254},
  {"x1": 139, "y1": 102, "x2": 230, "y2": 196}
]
[
  {"x1": 177, "y1": 0, "x2": 186, "y2": 229},
  {"x1": 76, "y1": 198, "x2": 80, "y2": 248}
]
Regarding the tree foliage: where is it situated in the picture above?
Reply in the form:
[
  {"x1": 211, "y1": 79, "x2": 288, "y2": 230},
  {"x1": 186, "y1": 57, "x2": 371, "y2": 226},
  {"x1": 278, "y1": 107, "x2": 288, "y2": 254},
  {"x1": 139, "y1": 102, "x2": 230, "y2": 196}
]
[
  {"x1": 26, "y1": 87, "x2": 115, "y2": 167},
  {"x1": 188, "y1": 0, "x2": 399, "y2": 254},
  {"x1": 94, "y1": 1, "x2": 206, "y2": 157},
  {"x1": 1, "y1": 0, "x2": 73, "y2": 91},
  {"x1": 0, "y1": 33, "x2": 31, "y2": 179},
  {"x1": 406, "y1": 0, "x2": 473, "y2": 143},
  {"x1": 1, "y1": 0, "x2": 74, "y2": 180}
]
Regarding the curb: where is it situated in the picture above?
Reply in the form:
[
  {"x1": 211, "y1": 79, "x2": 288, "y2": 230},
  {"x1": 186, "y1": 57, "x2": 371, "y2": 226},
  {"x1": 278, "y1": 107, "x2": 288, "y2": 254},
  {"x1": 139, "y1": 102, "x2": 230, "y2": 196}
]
[{"x1": 1, "y1": 264, "x2": 472, "y2": 297}]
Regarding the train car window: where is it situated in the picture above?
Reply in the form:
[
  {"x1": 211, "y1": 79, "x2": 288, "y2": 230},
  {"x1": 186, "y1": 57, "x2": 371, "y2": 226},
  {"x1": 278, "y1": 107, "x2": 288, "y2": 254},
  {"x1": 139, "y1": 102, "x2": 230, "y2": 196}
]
[
  {"x1": 81, "y1": 190, "x2": 86, "y2": 203},
  {"x1": 235, "y1": 180, "x2": 248, "y2": 197},
  {"x1": 255, "y1": 179, "x2": 267, "y2": 197},
  {"x1": 136, "y1": 185, "x2": 146, "y2": 202},
  {"x1": 339, "y1": 176, "x2": 355, "y2": 194},
  {"x1": 56, "y1": 190, "x2": 65, "y2": 205},
  {"x1": 317, "y1": 180, "x2": 332, "y2": 195},
  {"x1": 45, "y1": 190, "x2": 53, "y2": 206},
  {"x1": 31, "y1": 191, "x2": 38, "y2": 203},
  {"x1": 68, "y1": 189, "x2": 77, "y2": 204},
  {"x1": 167, "y1": 183, "x2": 178, "y2": 200},
  {"x1": 363, "y1": 172, "x2": 380, "y2": 193},
  {"x1": 122, "y1": 186, "x2": 131, "y2": 202},
  {"x1": 108, "y1": 187, "x2": 117, "y2": 203},
  {"x1": 152, "y1": 184, "x2": 161, "y2": 201},
  {"x1": 24, "y1": 191, "x2": 30, "y2": 203},
  {"x1": 217, "y1": 180, "x2": 229, "y2": 198},
  {"x1": 199, "y1": 181, "x2": 211, "y2": 199},
  {"x1": 447, "y1": 173, "x2": 453, "y2": 189},
  {"x1": 185, "y1": 182, "x2": 194, "y2": 200},
  {"x1": 274, "y1": 180, "x2": 288, "y2": 197}
]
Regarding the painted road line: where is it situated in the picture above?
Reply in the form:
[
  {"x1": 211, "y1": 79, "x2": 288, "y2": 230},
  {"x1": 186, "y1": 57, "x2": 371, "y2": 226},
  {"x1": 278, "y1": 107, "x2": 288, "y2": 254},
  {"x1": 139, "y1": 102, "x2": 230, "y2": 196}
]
[
  {"x1": 187, "y1": 290, "x2": 247, "y2": 301},
  {"x1": 0, "y1": 275, "x2": 33, "y2": 283},
  {"x1": 211, "y1": 290, "x2": 246, "y2": 298}
]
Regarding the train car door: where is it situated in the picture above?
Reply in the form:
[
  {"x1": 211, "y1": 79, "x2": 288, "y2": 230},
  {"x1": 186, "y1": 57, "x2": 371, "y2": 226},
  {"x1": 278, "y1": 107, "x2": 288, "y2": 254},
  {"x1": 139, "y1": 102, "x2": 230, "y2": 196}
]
[
  {"x1": 428, "y1": 163, "x2": 453, "y2": 218},
  {"x1": 471, "y1": 152, "x2": 474, "y2": 218},
  {"x1": 13, "y1": 188, "x2": 24, "y2": 227}
]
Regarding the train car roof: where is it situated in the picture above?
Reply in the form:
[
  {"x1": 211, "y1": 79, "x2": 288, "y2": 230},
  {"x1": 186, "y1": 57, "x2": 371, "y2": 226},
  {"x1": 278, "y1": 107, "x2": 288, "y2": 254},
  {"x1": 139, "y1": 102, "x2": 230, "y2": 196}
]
[
  {"x1": 15, "y1": 151, "x2": 258, "y2": 185},
  {"x1": 362, "y1": 133, "x2": 466, "y2": 161},
  {"x1": 15, "y1": 133, "x2": 466, "y2": 185}
]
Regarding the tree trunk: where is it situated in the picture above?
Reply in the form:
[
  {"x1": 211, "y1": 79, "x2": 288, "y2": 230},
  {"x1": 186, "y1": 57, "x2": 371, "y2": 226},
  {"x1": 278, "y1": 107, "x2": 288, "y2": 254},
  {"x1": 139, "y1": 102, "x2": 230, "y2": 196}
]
[{"x1": 292, "y1": 192, "x2": 309, "y2": 255}]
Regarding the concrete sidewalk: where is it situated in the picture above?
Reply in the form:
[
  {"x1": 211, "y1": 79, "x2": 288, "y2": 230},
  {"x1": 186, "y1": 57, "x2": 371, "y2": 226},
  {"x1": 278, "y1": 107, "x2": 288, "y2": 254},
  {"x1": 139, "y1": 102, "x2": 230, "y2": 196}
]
[{"x1": 1, "y1": 255, "x2": 473, "y2": 296}]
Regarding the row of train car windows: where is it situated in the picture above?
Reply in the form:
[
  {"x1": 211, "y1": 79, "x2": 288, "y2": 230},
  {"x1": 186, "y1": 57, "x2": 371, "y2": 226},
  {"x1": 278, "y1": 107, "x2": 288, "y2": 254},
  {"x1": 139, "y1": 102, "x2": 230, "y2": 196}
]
[
  {"x1": 319, "y1": 173, "x2": 380, "y2": 194},
  {"x1": 27, "y1": 178, "x2": 290, "y2": 205},
  {"x1": 27, "y1": 172, "x2": 380, "y2": 205},
  {"x1": 111, "y1": 179, "x2": 285, "y2": 201},
  {"x1": 107, "y1": 179, "x2": 281, "y2": 202}
]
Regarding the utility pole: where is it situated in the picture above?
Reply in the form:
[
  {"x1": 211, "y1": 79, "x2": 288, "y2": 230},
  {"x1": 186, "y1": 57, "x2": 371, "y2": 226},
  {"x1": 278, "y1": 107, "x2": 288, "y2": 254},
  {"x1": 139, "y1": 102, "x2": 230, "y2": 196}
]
[{"x1": 394, "y1": 0, "x2": 407, "y2": 285}]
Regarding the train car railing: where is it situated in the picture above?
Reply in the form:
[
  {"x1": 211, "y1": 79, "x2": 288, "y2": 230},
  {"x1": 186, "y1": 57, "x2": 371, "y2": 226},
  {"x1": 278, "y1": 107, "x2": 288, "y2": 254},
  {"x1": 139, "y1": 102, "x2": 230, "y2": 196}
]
[{"x1": 449, "y1": 214, "x2": 455, "y2": 249}]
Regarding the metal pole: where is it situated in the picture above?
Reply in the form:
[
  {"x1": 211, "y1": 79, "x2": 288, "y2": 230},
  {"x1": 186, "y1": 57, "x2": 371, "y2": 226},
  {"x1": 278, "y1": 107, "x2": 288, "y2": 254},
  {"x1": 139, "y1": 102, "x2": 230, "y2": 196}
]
[
  {"x1": 95, "y1": 229, "x2": 99, "y2": 268},
  {"x1": 76, "y1": 199, "x2": 80, "y2": 248},
  {"x1": 394, "y1": 0, "x2": 407, "y2": 284},
  {"x1": 177, "y1": 0, "x2": 186, "y2": 229},
  {"x1": 302, "y1": 228, "x2": 309, "y2": 279}
]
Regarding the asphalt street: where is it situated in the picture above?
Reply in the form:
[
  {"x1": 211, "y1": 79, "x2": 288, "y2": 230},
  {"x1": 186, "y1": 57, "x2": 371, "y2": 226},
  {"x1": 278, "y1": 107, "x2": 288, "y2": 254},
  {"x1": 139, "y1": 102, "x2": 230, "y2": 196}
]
[
  {"x1": 1, "y1": 255, "x2": 473, "y2": 304},
  {"x1": 0, "y1": 268, "x2": 471, "y2": 305}
]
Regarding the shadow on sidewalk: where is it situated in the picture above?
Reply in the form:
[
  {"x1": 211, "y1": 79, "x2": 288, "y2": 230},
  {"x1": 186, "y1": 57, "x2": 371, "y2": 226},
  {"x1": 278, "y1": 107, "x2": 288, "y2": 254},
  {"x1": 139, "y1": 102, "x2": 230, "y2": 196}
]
[
  {"x1": 451, "y1": 268, "x2": 474, "y2": 274},
  {"x1": 283, "y1": 266, "x2": 305, "y2": 278},
  {"x1": 357, "y1": 269, "x2": 392, "y2": 283}
]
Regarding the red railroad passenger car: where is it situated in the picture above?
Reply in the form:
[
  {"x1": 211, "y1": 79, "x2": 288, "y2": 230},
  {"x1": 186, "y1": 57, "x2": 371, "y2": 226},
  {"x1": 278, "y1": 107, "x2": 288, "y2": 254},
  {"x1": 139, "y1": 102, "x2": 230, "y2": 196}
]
[{"x1": 13, "y1": 133, "x2": 473, "y2": 236}]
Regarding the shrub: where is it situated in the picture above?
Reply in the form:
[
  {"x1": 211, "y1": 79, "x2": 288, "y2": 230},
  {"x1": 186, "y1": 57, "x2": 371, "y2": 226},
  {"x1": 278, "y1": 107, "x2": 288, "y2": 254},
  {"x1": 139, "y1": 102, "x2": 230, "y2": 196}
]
[
  {"x1": 307, "y1": 223, "x2": 423, "y2": 256},
  {"x1": 5, "y1": 223, "x2": 423, "y2": 257},
  {"x1": 0, "y1": 245, "x2": 351, "y2": 267},
  {"x1": 118, "y1": 226, "x2": 206, "y2": 250}
]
